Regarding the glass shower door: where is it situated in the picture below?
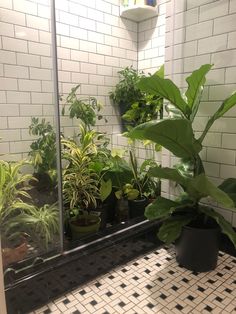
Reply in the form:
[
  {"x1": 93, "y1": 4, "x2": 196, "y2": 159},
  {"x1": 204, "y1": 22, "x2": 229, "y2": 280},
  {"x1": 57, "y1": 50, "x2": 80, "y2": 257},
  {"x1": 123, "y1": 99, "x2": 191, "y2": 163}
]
[{"x1": 0, "y1": 0, "x2": 63, "y2": 275}]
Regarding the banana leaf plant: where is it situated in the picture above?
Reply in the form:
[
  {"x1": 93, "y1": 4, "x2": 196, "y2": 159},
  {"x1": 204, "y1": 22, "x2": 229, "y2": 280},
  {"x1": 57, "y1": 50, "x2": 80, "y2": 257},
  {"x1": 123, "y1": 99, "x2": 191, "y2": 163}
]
[{"x1": 128, "y1": 64, "x2": 236, "y2": 247}]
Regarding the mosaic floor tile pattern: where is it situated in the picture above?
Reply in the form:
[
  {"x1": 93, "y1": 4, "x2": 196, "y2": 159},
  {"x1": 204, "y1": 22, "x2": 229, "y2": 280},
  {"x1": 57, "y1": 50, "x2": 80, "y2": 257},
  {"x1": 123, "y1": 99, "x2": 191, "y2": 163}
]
[{"x1": 31, "y1": 246, "x2": 236, "y2": 314}]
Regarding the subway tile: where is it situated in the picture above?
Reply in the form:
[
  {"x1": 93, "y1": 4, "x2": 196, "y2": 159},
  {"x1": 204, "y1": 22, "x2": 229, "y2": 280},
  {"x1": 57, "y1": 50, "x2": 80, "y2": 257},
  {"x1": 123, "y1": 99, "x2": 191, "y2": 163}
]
[
  {"x1": 60, "y1": 36, "x2": 79, "y2": 49},
  {"x1": 0, "y1": 8, "x2": 26, "y2": 26},
  {"x1": 26, "y1": 15, "x2": 49, "y2": 31},
  {"x1": 15, "y1": 25, "x2": 39, "y2": 41},
  {"x1": 228, "y1": 31, "x2": 236, "y2": 49},
  {"x1": 69, "y1": 2, "x2": 87, "y2": 17},
  {"x1": 30, "y1": 67, "x2": 52, "y2": 80},
  {"x1": 28, "y1": 41, "x2": 51, "y2": 56},
  {"x1": 214, "y1": 14, "x2": 236, "y2": 35},
  {"x1": 0, "y1": 0, "x2": 12, "y2": 9},
  {"x1": 69, "y1": 26, "x2": 88, "y2": 40},
  {"x1": 0, "y1": 21, "x2": 14, "y2": 36},
  {"x1": 13, "y1": 0, "x2": 37, "y2": 15},
  {"x1": 198, "y1": 34, "x2": 227, "y2": 55},
  {"x1": 2, "y1": 36, "x2": 27, "y2": 52},
  {"x1": 212, "y1": 49, "x2": 236, "y2": 68},
  {"x1": 222, "y1": 134, "x2": 236, "y2": 150},
  {"x1": 200, "y1": 0, "x2": 228, "y2": 22},
  {"x1": 19, "y1": 79, "x2": 41, "y2": 92},
  {"x1": 0, "y1": 50, "x2": 16, "y2": 64},
  {"x1": 59, "y1": 11, "x2": 78, "y2": 26},
  {"x1": 61, "y1": 60, "x2": 80, "y2": 72},
  {"x1": 71, "y1": 72, "x2": 88, "y2": 84},
  {"x1": 207, "y1": 147, "x2": 235, "y2": 165},
  {"x1": 37, "y1": 4, "x2": 51, "y2": 19},
  {"x1": 0, "y1": 77, "x2": 17, "y2": 90},
  {"x1": 31, "y1": 92, "x2": 53, "y2": 104},
  {"x1": 17, "y1": 52, "x2": 40, "y2": 67},
  {"x1": 8, "y1": 116, "x2": 31, "y2": 128},
  {"x1": 0, "y1": 104, "x2": 19, "y2": 116},
  {"x1": 6, "y1": 91, "x2": 30, "y2": 103},
  {"x1": 20, "y1": 104, "x2": 43, "y2": 116},
  {"x1": 186, "y1": 20, "x2": 213, "y2": 41},
  {"x1": 230, "y1": 0, "x2": 236, "y2": 13}
]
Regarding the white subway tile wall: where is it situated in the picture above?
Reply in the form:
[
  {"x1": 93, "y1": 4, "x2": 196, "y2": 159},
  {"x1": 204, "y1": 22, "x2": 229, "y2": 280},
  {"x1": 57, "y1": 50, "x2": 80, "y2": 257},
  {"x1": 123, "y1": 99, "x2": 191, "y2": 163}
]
[{"x1": 164, "y1": 0, "x2": 236, "y2": 226}]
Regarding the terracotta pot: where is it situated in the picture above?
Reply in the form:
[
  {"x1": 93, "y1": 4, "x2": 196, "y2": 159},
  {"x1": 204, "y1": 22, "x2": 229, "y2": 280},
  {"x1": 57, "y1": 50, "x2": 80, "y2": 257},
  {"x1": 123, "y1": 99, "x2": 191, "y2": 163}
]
[{"x1": 2, "y1": 241, "x2": 28, "y2": 268}]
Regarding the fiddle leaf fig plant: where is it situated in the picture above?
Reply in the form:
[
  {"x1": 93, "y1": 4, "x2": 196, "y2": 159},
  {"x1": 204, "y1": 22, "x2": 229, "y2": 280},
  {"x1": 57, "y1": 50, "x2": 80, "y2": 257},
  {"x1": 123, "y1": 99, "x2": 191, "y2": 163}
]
[{"x1": 129, "y1": 64, "x2": 236, "y2": 247}]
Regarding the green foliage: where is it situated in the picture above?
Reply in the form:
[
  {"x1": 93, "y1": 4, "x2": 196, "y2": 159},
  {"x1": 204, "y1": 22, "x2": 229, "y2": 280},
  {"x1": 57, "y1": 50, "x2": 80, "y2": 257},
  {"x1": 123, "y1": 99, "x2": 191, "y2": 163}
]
[
  {"x1": 14, "y1": 203, "x2": 59, "y2": 249},
  {"x1": 62, "y1": 136, "x2": 100, "y2": 210},
  {"x1": 218, "y1": 178, "x2": 236, "y2": 206},
  {"x1": 129, "y1": 119, "x2": 202, "y2": 159},
  {"x1": 115, "y1": 152, "x2": 161, "y2": 201},
  {"x1": 29, "y1": 117, "x2": 57, "y2": 184},
  {"x1": 129, "y1": 64, "x2": 236, "y2": 247},
  {"x1": 0, "y1": 160, "x2": 34, "y2": 240},
  {"x1": 0, "y1": 160, "x2": 58, "y2": 249},
  {"x1": 62, "y1": 84, "x2": 107, "y2": 130},
  {"x1": 109, "y1": 66, "x2": 143, "y2": 110},
  {"x1": 110, "y1": 66, "x2": 163, "y2": 129}
]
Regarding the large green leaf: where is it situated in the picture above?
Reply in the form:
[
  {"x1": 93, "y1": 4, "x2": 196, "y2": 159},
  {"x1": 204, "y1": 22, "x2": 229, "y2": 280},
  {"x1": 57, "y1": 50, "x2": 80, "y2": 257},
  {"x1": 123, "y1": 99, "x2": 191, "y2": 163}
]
[
  {"x1": 129, "y1": 119, "x2": 202, "y2": 159},
  {"x1": 157, "y1": 216, "x2": 194, "y2": 244},
  {"x1": 199, "y1": 91, "x2": 236, "y2": 143},
  {"x1": 218, "y1": 178, "x2": 236, "y2": 206},
  {"x1": 145, "y1": 196, "x2": 179, "y2": 220},
  {"x1": 214, "y1": 91, "x2": 236, "y2": 119},
  {"x1": 100, "y1": 179, "x2": 112, "y2": 202},
  {"x1": 154, "y1": 64, "x2": 164, "y2": 79},
  {"x1": 187, "y1": 174, "x2": 235, "y2": 208},
  {"x1": 185, "y1": 64, "x2": 213, "y2": 120},
  {"x1": 138, "y1": 74, "x2": 190, "y2": 117},
  {"x1": 200, "y1": 206, "x2": 236, "y2": 248},
  {"x1": 148, "y1": 167, "x2": 187, "y2": 187}
]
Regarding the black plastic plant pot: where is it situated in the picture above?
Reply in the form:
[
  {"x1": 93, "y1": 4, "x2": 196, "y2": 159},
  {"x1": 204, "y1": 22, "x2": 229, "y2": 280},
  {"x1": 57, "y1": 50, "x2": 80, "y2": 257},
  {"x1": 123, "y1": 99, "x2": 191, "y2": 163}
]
[
  {"x1": 128, "y1": 198, "x2": 149, "y2": 219},
  {"x1": 175, "y1": 224, "x2": 220, "y2": 272}
]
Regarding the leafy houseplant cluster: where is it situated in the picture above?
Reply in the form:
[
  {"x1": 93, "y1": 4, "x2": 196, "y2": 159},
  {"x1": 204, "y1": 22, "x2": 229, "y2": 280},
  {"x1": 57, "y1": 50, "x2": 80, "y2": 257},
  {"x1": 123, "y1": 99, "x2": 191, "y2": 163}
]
[
  {"x1": 130, "y1": 64, "x2": 236, "y2": 271},
  {"x1": 0, "y1": 160, "x2": 59, "y2": 267},
  {"x1": 109, "y1": 66, "x2": 163, "y2": 131}
]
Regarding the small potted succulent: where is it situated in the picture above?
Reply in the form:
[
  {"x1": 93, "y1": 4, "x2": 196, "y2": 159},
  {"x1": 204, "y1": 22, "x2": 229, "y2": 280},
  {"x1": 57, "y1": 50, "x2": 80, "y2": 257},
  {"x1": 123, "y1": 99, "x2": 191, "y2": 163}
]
[{"x1": 129, "y1": 64, "x2": 236, "y2": 272}]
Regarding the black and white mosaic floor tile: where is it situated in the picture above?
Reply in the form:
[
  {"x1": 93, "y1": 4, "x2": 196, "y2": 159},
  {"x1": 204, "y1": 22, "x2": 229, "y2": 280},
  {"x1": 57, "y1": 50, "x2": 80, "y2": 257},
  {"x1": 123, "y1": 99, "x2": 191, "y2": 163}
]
[{"x1": 31, "y1": 247, "x2": 236, "y2": 314}]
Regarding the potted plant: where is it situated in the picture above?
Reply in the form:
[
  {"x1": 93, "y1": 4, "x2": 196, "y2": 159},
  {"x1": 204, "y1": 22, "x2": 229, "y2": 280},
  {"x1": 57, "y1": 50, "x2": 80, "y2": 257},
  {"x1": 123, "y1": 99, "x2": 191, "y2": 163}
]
[
  {"x1": 62, "y1": 84, "x2": 107, "y2": 131},
  {"x1": 0, "y1": 160, "x2": 34, "y2": 266},
  {"x1": 62, "y1": 127, "x2": 102, "y2": 239},
  {"x1": 110, "y1": 66, "x2": 163, "y2": 131},
  {"x1": 0, "y1": 160, "x2": 59, "y2": 267},
  {"x1": 115, "y1": 151, "x2": 160, "y2": 219},
  {"x1": 129, "y1": 64, "x2": 236, "y2": 272},
  {"x1": 128, "y1": 151, "x2": 160, "y2": 218},
  {"x1": 28, "y1": 118, "x2": 58, "y2": 206}
]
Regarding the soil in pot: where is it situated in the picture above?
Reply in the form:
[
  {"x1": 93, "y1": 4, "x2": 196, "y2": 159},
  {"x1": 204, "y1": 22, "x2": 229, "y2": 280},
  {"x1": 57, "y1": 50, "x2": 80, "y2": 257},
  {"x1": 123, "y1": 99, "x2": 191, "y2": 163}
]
[
  {"x1": 175, "y1": 218, "x2": 220, "y2": 272},
  {"x1": 128, "y1": 197, "x2": 149, "y2": 219},
  {"x1": 70, "y1": 215, "x2": 101, "y2": 239}
]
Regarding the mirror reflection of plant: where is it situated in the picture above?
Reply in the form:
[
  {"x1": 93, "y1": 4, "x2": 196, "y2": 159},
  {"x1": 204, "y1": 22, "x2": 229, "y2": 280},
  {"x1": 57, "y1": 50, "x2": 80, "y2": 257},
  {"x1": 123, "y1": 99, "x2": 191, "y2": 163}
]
[
  {"x1": 29, "y1": 117, "x2": 57, "y2": 186},
  {"x1": 62, "y1": 84, "x2": 107, "y2": 131},
  {"x1": 129, "y1": 64, "x2": 236, "y2": 247},
  {"x1": 0, "y1": 160, "x2": 59, "y2": 251},
  {"x1": 0, "y1": 160, "x2": 34, "y2": 243},
  {"x1": 12, "y1": 203, "x2": 59, "y2": 250}
]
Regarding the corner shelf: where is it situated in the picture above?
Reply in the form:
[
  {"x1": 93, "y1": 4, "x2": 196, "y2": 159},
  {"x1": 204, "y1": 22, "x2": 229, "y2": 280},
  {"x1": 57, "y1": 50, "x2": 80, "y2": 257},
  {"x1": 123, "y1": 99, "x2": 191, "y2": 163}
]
[{"x1": 120, "y1": 5, "x2": 158, "y2": 22}]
